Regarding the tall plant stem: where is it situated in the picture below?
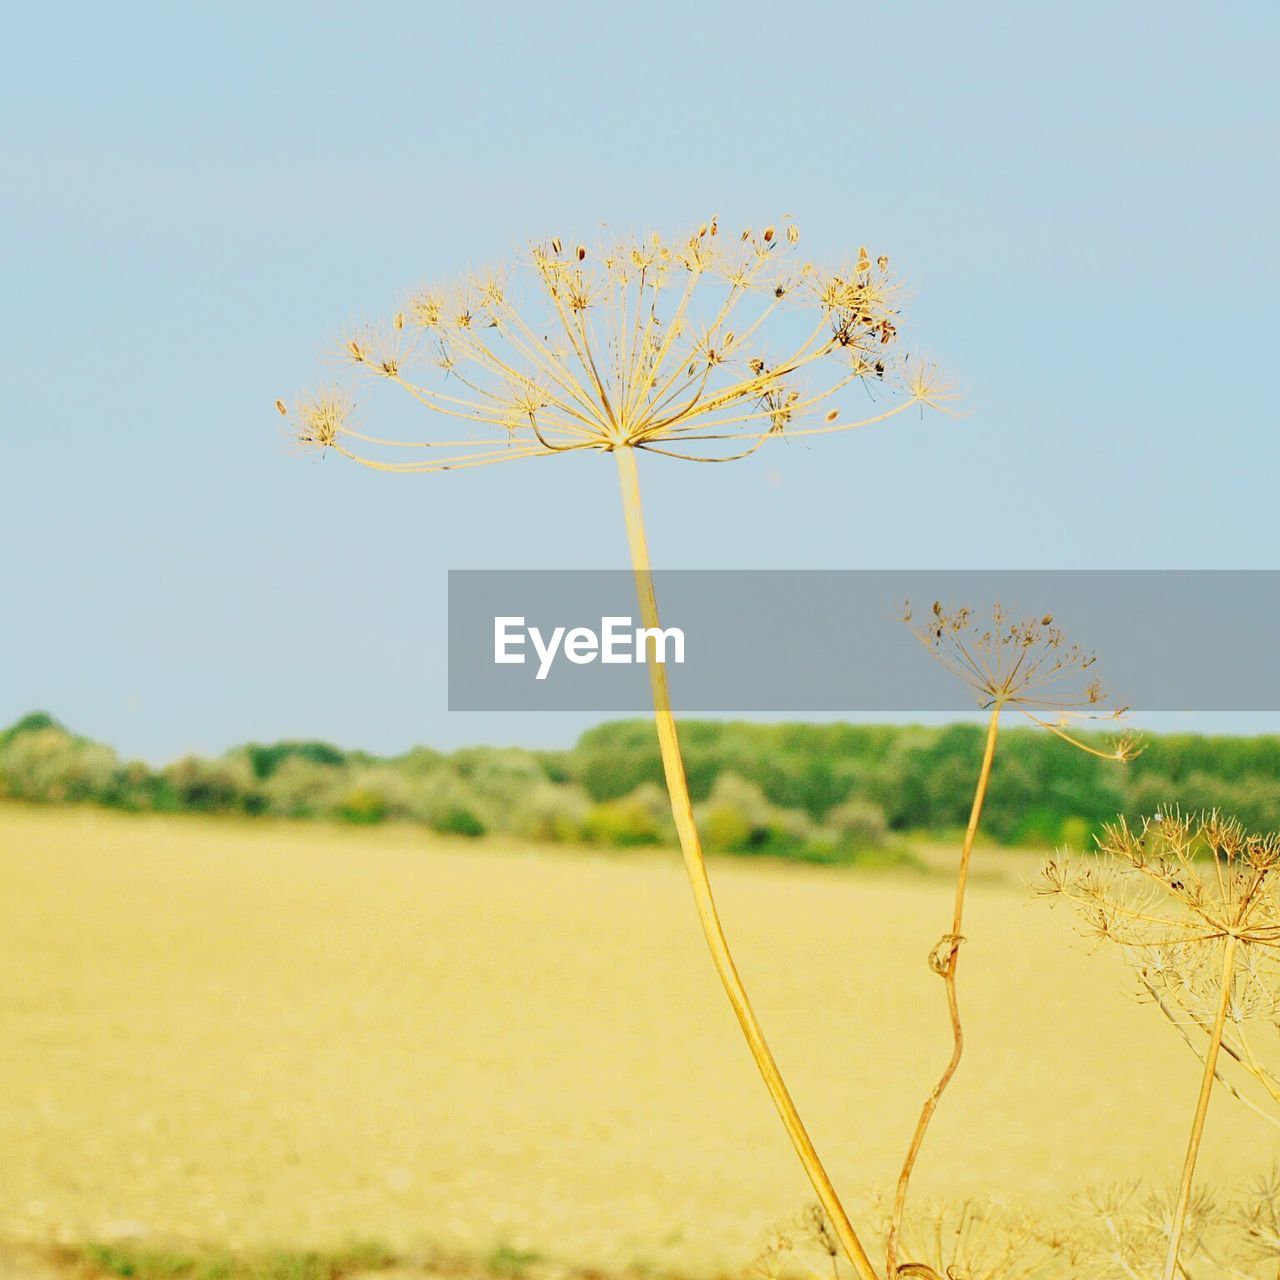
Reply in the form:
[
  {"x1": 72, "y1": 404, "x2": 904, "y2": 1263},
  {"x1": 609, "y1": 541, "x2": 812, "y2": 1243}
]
[
  {"x1": 1162, "y1": 931, "x2": 1238, "y2": 1280},
  {"x1": 613, "y1": 445, "x2": 880, "y2": 1280},
  {"x1": 886, "y1": 703, "x2": 1002, "y2": 1278}
]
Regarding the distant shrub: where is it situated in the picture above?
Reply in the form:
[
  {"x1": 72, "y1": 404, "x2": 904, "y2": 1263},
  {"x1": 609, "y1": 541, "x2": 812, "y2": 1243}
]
[
  {"x1": 261, "y1": 755, "x2": 347, "y2": 819},
  {"x1": 390, "y1": 745, "x2": 445, "y2": 777},
  {"x1": 103, "y1": 759, "x2": 165, "y2": 812},
  {"x1": 0, "y1": 726, "x2": 120, "y2": 804},
  {"x1": 433, "y1": 807, "x2": 487, "y2": 838},
  {"x1": 583, "y1": 785, "x2": 668, "y2": 847},
  {"x1": 452, "y1": 747, "x2": 558, "y2": 813},
  {"x1": 0, "y1": 710, "x2": 64, "y2": 744},
  {"x1": 411, "y1": 770, "x2": 491, "y2": 834},
  {"x1": 509, "y1": 782, "x2": 589, "y2": 843},
  {"x1": 163, "y1": 755, "x2": 258, "y2": 814},
  {"x1": 695, "y1": 774, "x2": 813, "y2": 855},
  {"x1": 241, "y1": 740, "x2": 347, "y2": 781},
  {"x1": 337, "y1": 768, "x2": 413, "y2": 825},
  {"x1": 701, "y1": 801, "x2": 751, "y2": 853},
  {"x1": 823, "y1": 798, "x2": 889, "y2": 850},
  {"x1": 339, "y1": 785, "x2": 388, "y2": 824}
]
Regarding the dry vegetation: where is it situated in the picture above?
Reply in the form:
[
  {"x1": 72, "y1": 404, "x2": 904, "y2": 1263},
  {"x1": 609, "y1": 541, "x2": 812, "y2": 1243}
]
[{"x1": 3, "y1": 806, "x2": 1276, "y2": 1278}]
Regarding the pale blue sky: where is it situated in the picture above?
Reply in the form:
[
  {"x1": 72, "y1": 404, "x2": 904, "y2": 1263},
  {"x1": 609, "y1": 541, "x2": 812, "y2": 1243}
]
[{"x1": 3, "y1": 3, "x2": 1278, "y2": 762}]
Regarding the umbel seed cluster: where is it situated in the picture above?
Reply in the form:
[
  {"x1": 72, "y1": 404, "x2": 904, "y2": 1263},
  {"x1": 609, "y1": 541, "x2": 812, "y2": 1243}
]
[{"x1": 278, "y1": 219, "x2": 956, "y2": 473}]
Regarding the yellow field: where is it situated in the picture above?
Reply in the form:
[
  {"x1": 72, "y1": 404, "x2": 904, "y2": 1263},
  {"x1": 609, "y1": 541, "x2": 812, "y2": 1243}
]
[{"x1": 1, "y1": 806, "x2": 1274, "y2": 1275}]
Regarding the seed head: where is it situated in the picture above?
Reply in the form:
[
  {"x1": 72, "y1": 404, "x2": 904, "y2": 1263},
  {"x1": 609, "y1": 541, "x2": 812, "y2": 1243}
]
[
  {"x1": 904, "y1": 600, "x2": 1134, "y2": 757},
  {"x1": 282, "y1": 219, "x2": 953, "y2": 475},
  {"x1": 1042, "y1": 808, "x2": 1280, "y2": 1128},
  {"x1": 284, "y1": 391, "x2": 352, "y2": 452}
]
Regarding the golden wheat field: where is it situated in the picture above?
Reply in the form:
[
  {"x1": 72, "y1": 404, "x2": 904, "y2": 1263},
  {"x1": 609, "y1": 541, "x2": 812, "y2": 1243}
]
[{"x1": 1, "y1": 806, "x2": 1275, "y2": 1275}]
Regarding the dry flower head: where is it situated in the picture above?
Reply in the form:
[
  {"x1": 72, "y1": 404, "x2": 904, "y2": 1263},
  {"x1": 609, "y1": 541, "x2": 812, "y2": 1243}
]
[
  {"x1": 753, "y1": 1199, "x2": 1089, "y2": 1280},
  {"x1": 761, "y1": 1184, "x2": 1280, "y2": 1280},
  {"x1": 903, "y1": 601, "x2": 1136, "y2": 760},
  {"x1": 278, "y1": 220, "x2": 957, "y2": 473},
  {"x1": 1063, "y1": 1183, "x2": 1222, "y2": 1279},
  {"x1": 1229, "y1": 1169, "x2": 1280, "y2": 1268},
  {"x1": 1043, "y1": 809, "x2": 1280, "y2": 1125}
]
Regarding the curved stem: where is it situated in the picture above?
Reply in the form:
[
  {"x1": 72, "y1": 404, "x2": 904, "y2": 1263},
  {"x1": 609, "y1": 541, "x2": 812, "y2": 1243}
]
[
  {"x1": 1162, "y1": 933, "x2": 1238, "y2": 1280},
  {"x1": 886, "y1": 704, "x2": 1001, "y2": 1278},
  {"x1": 613, "y1": 445, "x2": 880, "y2": 1280}
]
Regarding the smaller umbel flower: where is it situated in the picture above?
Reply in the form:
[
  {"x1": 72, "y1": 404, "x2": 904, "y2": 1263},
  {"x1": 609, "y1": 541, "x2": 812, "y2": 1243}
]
[
  {"x1": 1042, "y1": 810, "x2": 1280, "y2": 1102},
  {"x1": 1063, "y1": 1184, "x2": 1222, "y2": 1280},
  {"x1": 1042, "y1": 809, "x2": 1280, "y2": 1280},
  {"x1": 751, "y1": 1204, "x2": 845, "y2": 1280},
  {"x1": 1228, "y1": 1170, "x2": 1280, "y2": 1271},
  {"x1": 903, "y1": 601, "x2": 1136, "y2": 759},
  {"x1": 866, "y1": 1194, "x2": 1072, "y2": 1280}
]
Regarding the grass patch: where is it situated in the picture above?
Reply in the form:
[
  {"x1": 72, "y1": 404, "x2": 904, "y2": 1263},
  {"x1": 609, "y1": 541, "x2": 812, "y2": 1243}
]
[
  {"x1": 70, "y1": 1241, "x2": 397, "y2": 1280},
  {"x1": 483, "y1": 1243, "x2": 543, "y2": 1278}
]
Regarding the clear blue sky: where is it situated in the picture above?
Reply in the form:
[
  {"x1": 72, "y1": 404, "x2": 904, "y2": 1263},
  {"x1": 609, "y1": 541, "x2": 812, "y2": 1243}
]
[{"x1": 3, "y1": 3, "x2": 1278, "y2": 762}]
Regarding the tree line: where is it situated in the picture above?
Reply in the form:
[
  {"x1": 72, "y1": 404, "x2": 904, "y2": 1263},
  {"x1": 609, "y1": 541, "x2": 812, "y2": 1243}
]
[{"x1": 3, "y1": 711, "x2": 1277, "y2": 865}]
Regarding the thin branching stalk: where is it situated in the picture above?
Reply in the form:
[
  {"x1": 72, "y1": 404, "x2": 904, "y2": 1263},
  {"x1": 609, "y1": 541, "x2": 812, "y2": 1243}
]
[
  {"x1": 1164, "y1": 932, "x2": 1239, "y2": 1280},
  {"x1": 888, "y1": 606, "x2": 1130, "y2": 1278},
  {"x1": 615, "y1": 444, "x2": 880, "y2": 1280},
  {"x1": 886, "y1": 704, "x2": 1001, "y2": 1278}
]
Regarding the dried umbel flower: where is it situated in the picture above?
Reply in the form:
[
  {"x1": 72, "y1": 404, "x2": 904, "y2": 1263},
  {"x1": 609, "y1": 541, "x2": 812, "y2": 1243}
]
[
  {"x1": 894, "y1": 1203, "x2": 1071, "y2": 1280},
  {"x1": 1061, "y1": 1179, "x2": 1280, "y2": 1279},
  {"x1": 1042, "y1": 810, "x2": 1280, "y2": 1280},
  {"x1": 768, "y1": 1186, "x2": 1280, "y2": 1280},
  {"x1": 864, "y1": 1195, "x2": 1075, "y2": 1280},
  {"x1": 752, "y1": 1204, "x2": 847, "y2": 1280},
  {"x1": 903, "y1": 602, "x2": 1134, "y2": 757},
  {"x1": 282, "y1": 220, "x2": 955, "y2": 1280},
  {"x1": 281, "y1": 220, "x2": 953, "y2": 473},
  {"x1": 886, "y1": 603, "x2": 1132, "y2": 1277},
  {"x1": 1063, "y1": 1184, "x2": 1221, "y2": 1280},
  {"x1": 1228, "y1": 1170, "x2": 1280, "y2": 1269}
]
